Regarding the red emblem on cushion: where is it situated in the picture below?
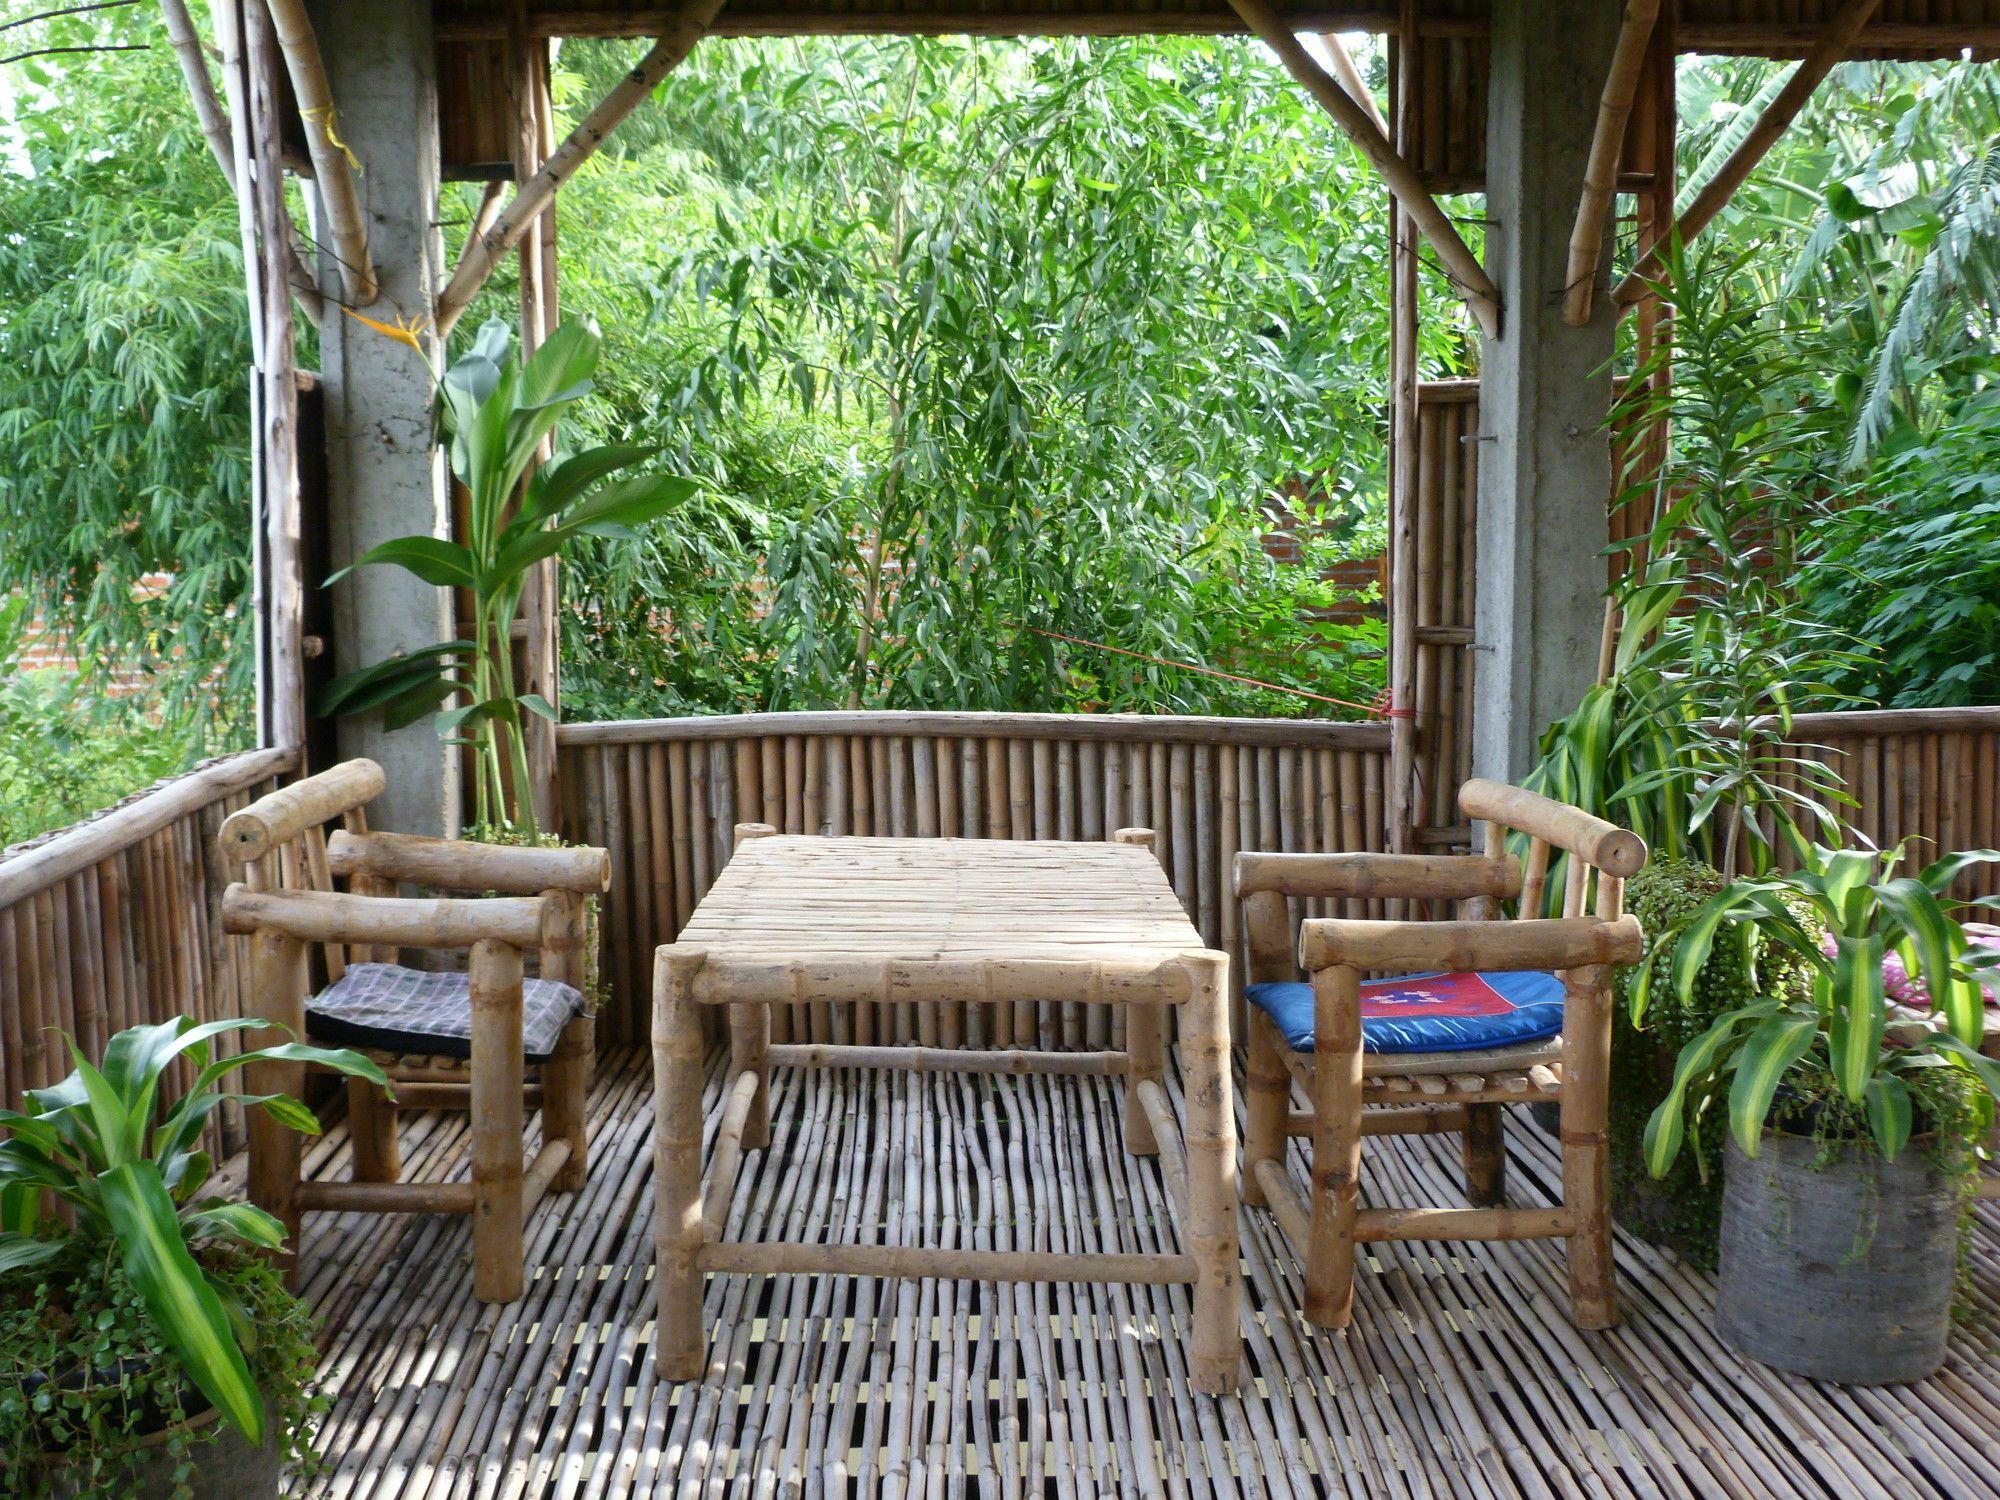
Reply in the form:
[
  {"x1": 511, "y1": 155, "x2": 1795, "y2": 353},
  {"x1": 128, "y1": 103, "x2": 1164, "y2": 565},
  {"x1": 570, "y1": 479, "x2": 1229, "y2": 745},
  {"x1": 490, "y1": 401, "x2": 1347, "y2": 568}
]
[{"x1": 1360, "y1": 972, "x2": 1512, "y2": 1019}]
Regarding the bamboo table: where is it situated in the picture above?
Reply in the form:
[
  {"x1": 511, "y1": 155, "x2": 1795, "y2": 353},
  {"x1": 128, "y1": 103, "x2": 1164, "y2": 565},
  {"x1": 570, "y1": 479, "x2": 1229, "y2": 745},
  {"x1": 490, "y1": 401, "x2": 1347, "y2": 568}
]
[{"x1": 652, "y1": 825, "x2": 1241, "y2": 1394}]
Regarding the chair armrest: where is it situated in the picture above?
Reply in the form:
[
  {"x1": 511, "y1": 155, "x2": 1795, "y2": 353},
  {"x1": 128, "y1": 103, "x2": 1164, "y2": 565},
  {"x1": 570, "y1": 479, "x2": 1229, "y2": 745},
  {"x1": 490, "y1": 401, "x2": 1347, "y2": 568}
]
[
  {"x1": 326, "y1": 829, "x2": 610, "y2": 895},
  {"x1": 218, "y1": 759, "x2": 385, "y2": 865},
  {"x1": 222, "y1": 883, "x2": 547, "y2": 951},
  {"x1": 1234, "y1": 850, "x2": 1519, "y2": 903},
  {"x1": 1458, "y1": 779, "x2": 1646, "y2": 877},
  {"x1": 1299, "y1": 914, "x2": 1643, "y2": 974}
]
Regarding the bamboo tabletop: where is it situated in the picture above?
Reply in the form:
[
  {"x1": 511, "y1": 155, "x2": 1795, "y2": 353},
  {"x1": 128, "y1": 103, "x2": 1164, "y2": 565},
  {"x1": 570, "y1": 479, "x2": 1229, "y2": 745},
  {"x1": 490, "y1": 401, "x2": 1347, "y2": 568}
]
[{"x1": 676, "y1": 835, "x2": 1205, "y2": 961}]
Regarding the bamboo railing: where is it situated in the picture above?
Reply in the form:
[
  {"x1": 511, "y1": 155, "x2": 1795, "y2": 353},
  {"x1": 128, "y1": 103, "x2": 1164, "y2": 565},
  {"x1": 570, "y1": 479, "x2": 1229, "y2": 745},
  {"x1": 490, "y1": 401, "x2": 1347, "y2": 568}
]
[
  {"x1": 0, "y1": 748, "x2": 296, "y2": 1153},
  {"x1": 556, "y1": 712, "x2": 1394, "y2": 1044}
]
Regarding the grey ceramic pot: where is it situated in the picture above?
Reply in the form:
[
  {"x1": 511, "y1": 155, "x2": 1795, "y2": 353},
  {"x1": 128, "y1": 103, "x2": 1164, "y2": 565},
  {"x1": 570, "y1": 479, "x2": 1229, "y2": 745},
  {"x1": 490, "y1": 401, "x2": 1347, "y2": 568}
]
[{"x1": 1715, "y1": 1130, "x2": 1962, "y2": 1385}]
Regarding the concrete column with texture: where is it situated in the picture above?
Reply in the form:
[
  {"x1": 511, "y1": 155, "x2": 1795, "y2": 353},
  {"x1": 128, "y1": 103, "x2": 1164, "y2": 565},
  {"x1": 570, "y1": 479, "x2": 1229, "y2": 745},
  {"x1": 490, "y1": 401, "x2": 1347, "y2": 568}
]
[
  {"x1": 1473, "y1": 0, "x2": 1624, "y2": 783},
  {"x1": 313, "y1": 0, "x2": 458, "y2": 836}
]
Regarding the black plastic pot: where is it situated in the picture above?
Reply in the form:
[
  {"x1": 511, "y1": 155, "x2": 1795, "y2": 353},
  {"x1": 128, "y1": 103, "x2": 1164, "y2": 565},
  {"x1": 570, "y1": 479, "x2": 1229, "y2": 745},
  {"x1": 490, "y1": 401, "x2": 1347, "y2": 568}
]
[
  {"x1": 41, "y1": 1402, "x2": 281, "y2": 1499},
  {"x1": 1715, "y1": 1130, "x2": 1962, "y2": 1384}
]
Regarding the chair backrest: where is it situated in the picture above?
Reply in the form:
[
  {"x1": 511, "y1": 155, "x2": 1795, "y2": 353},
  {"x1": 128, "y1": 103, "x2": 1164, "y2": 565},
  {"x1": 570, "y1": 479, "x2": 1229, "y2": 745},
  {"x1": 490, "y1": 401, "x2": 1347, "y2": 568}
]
[
  {"x1": 219, "y1": 758, "x2": 387, "y2": 981},
  {"x1": 1232, "y1": 780, "x2": 1646, "y2": 986}
]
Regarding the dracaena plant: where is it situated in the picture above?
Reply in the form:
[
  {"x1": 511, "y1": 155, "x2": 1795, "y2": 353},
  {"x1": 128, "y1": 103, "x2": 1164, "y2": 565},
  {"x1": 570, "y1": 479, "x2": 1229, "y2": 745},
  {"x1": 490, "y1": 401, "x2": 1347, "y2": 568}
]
[
  {"x1": 0, "y1": 1017, "x2": 385, "y2": 1454},
  {"x1": 1640, "y1": 845, "x2": 2000, "y2": 1176},
  {"x1": 320, "y1": 315, "x2": 698, "y2": 836}
]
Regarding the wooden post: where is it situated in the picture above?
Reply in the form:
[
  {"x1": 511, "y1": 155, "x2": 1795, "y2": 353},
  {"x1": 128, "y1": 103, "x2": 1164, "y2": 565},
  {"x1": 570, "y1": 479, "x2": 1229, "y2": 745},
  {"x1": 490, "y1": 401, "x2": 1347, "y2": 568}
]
[
  {"x1": 1613, "y1": 0, "x2": 1885, "y2": 306},
  {"x1": 1115, "y1": 827, "x2": 1164, "y2": 1154},
  {"x1": 1562, "y1": 0, "x2": 1663, "y2": 325},
  {"x1": 1305, "y1": 962, "x2": 1364, "y2": 1329},
  {"x1": 469, "y1": 938, "x2": 526, "y2": 1303},
  {"x1": 245, "y1": 927, "x2": 308, "y2": 1286},
  {"x1": 540, "y1": 888, "x2": 591, "y2": 1191},
  {"x1": 654, "y1": 947, "x2": 708, "y2": 1379},
  {"x1": 1179, "y1": 950, "x2": 1240, "y2": 1395},
  {"x1": 1560, "y1": 962, "x2": 1618, "y2": 1328},
  {"x1": 1242, "y1": 1007, "x2": 1291, "y2": 1210}
]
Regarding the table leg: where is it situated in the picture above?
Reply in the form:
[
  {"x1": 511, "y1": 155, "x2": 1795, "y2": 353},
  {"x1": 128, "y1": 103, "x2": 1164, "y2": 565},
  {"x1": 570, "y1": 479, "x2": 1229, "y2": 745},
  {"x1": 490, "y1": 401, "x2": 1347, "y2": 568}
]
[
  {"x1": 1179, "y1": 950, "x2": 1241, "y2": 1395},
  {"x1": 730, "y1": 1001, "x2": 771, "y2": 1150},
  {"x1": 654, "y1": 947, "x2": 708, "y2": 1380},
  {"x1": 1124, "y1": 1000, "x2": 1165, "y2": 1155}
]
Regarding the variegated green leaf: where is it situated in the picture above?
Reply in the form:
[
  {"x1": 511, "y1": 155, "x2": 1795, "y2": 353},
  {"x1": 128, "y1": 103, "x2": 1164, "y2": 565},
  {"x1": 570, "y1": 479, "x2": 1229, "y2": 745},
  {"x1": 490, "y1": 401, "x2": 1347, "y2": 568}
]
[
  {"x1": 1826, "y1": 932, "x2": 1887, "y2": 1103},
  {"x1": 1727, "y1": 1013, "x2": 1818, "y2": 1157},
  {"x1": 1865, "y1": 1074, "x2": 1914, "y2": 1161}
]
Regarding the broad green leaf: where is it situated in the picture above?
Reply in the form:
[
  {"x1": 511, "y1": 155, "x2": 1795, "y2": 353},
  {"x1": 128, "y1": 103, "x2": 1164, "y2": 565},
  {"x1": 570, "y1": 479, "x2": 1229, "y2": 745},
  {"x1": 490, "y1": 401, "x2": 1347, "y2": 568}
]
[
  {"x1": 0, "y1": 1232, "x2": 64, "y2": 1275},
  {"x1": 99, "y1": 1162, "x2": 264, "y2": 1444},
  {"x1": 1865, "y1": 1074, "x2": 1913, "y2": 1160},
  {"x1": 1827, "y1": 933, "x2": 1887, "y2": 1103},
  {"x1": 1727, "y1": 1013, "x2": 1818, "y2": 1157},
  {"x1": 1643, "y1": 1000, "x2": 1778, "y2": 1177},
  {"x1": 324, "y1": 535, "x2": 477, "y2": 590},
  {"x1": 182, "y1": 1201, "x2": 286, "y2": 1249}
]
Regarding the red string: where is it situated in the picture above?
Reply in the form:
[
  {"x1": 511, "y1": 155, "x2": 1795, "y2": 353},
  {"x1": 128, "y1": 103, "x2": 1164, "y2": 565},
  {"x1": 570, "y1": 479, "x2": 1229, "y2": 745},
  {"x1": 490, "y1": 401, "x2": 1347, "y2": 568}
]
[{"x1": 1027, "y1": 627, "x2": 1401, "y2": 719}]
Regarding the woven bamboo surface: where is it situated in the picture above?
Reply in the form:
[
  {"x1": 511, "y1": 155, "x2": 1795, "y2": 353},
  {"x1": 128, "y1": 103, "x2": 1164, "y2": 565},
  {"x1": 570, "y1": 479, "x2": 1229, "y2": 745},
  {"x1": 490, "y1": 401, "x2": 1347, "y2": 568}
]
[{"x1": 275, "y1": 1048, "x2": 2000, "y2": 1498}]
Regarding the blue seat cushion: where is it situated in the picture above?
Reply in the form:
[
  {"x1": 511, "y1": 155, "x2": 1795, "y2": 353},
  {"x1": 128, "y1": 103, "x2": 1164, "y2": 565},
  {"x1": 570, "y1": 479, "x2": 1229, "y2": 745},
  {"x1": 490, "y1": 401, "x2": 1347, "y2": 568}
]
[{"x1": 1245, "y1": 970, "x2": 1566, "y2": 1054}]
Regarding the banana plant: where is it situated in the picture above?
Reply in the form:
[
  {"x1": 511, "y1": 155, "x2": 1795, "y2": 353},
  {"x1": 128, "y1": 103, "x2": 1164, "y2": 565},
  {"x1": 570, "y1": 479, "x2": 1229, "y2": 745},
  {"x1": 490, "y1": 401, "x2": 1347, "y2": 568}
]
[
  {"x1": 1639, "y1": 845, "x2": 2000, "y2": 1176},
  {"x1": 0, "y1": 1018, "x2": 387, "y2": 1446},
  {"x1": 321, "y1": 316, "x2": 699, "y2": 835}
]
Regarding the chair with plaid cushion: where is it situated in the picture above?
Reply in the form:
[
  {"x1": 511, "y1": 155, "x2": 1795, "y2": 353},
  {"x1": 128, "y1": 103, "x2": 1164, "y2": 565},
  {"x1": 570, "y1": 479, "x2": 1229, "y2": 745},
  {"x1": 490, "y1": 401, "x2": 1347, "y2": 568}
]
[
  {"x1": 1236, "y1": 778, "x2": 1646, "y2": 1332},
  {"x1": 216, "y1": 758, "x2": 608, "y2": 1303}
]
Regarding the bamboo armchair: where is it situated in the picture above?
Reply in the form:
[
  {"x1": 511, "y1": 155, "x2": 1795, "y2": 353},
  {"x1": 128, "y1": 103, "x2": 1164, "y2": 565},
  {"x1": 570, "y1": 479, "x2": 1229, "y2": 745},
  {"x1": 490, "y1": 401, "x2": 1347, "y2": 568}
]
[
  {"x1": 216, "y1": 759, "x2": 610, "y2": 1303},
  {"x1": 1237, "y1": 778, "x2": 1646, "y2": 1331}
]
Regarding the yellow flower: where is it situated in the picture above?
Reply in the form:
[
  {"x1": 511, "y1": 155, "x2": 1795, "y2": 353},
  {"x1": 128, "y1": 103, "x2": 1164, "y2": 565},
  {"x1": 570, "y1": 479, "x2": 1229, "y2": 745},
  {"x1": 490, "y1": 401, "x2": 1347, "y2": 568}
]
[{"x1": 340, "y1": 306, "x2": 433, "y2": 356}]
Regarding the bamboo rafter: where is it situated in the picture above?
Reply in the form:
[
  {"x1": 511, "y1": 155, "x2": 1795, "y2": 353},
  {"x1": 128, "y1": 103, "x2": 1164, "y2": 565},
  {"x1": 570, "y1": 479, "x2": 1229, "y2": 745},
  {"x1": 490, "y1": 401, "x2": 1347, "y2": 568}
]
[
  {"x1": 264, "y1": 0, "x2": 378, "y2": 305},
  {"x1": 436, "y1": 0, "x2": 729, "y2": 336},
  {"x1": 157, "y1": 0, "x2": 323, "y2": 321},
  {"x1": 1613, "y1": 0, "x2": 1886, "y2": 306},
  {"x1": 1563, "y1": 0, "x2": 1663, "y2": 326},
  {"x1": 1225, "y1": 0, "x2": 1500, "y2": 337}
]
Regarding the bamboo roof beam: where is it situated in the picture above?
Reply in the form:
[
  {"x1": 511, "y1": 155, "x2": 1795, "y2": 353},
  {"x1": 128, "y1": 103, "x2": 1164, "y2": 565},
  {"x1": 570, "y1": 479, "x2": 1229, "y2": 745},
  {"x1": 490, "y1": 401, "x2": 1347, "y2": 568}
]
[
  {"x1": 1562, "y1": 0, "x2": 1661, "y2": 326},
  {"x1": 1224, "y1": 0, "x2": 1500, "y2": 338},
  {"x1": 436, "y1": 0, "x2": 727, "y2": 337},
  {"x1": 1613, "y1": 0, "x2": 1884, "y2": 308},
  {"x1": 1302, "y1": 31, "x2": 1386, "y2": 138},
  {"x1": 265, "y1": 0, "x2": 378, "y2": 305},
  {"x1": 157, "y1": 0, "x2": 323, "y2": 322}
]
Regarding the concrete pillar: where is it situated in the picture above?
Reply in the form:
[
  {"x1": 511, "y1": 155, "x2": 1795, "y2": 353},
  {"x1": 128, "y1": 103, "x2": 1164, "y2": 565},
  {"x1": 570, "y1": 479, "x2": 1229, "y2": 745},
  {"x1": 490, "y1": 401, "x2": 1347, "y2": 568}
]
[
  {"x1": 1472, "y1": 0, "x2": 1624, "y2": 783},
  {"x1": 312, "y1": 0, "x2": 457, "y2": 836}
]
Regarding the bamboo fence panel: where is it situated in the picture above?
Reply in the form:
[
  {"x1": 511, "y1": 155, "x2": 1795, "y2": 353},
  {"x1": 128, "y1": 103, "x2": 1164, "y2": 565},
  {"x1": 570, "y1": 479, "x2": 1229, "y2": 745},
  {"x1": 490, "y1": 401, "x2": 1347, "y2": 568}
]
[
  {"x1": 0, "y1": 748, "x2": 295, "y2": 1157},
  {"x1": 557, "y1": 712, "x2": 1393, "y2": 1045}
]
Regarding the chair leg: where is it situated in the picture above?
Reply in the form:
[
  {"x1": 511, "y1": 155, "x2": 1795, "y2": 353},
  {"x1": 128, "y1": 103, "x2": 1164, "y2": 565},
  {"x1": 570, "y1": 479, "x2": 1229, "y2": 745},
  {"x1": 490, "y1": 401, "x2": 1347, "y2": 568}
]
[
  {"x1": 1123, "y1": 1000, "x2": 1166, "y2": 1155},
  {"x1": 1461, "y1": 1102, "x2": 1505, "y2": 1208},
  {"x1": 1242, "y1": 1010, "x2": 1290, "y2": 1208},
  {"x1": 347, "y1": 1078, "x2": 401, "y2": 1183},
  {"x1": 1305, "y1": 964, "x2": 1365, "y2": 1329},
  {"x1": 1561, "y1": 963, "x2": 1618, "y2": 1330},
  {"x1": 469, "y1": 940, "x2": 526, "y2": 1304},
  {"x1": 543, "y1": 1013, "x2": 592, "y2": 1193},
  {"x1": 246, "y1": 928, "x2": 307, "y2": 1289}
]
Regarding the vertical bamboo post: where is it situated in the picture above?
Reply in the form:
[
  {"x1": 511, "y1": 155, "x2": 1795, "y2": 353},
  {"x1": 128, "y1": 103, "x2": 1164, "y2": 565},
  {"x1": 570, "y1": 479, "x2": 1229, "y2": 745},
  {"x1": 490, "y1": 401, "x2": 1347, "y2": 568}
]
[
  {"x1": 470, "y1": 939, "x2": 526, "y2": 1303},
  {"x1": 1115, "y1": 828, "x2": 1164, "y2": 1154},
  {"x1": 1241, "y1": 1009, "x2": 1291, "y2": 1210},
  {"x1": 1305, "y1": 962, "x2": 1364, "y2": 1329},
  {"x1": 540, "y1": 888, "x2": 591, "y2": 1191},
  {"x1": 1461, "y1": 1105, "x2": 1505, "y2": 1208},
  {"x1": 245, "y1": 927, "x2": 308, "y2": 1286},
  {"x1": 1561, "y1": 961, "x2": 1617, "y2": 1329},
  {"x1": 654, "y1": 946, "x2": 708, "y2": 1380},
  {"x1": 1179, "y1": 949, "x2": 1240, "y2": 1395},
  {"x1": 346, "y1": 1076, "x2": 402, "y2": 1184},
  {"x1": 728, "y1": 823, "x2": 776, "y2": 1146}
]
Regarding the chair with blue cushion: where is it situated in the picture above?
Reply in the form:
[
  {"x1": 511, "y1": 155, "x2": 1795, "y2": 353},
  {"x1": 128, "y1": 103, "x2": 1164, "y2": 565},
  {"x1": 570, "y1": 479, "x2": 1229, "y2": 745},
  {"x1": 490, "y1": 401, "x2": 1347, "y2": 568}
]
[{"x1": 1236, "y1": 778, "x2": 1646, "y2": 1333}]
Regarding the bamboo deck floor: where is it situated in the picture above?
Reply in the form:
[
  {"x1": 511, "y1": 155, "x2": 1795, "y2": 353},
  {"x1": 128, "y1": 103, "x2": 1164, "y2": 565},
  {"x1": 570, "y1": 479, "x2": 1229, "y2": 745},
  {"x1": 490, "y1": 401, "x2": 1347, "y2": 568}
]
[{"x1": 277, "y1": 1048, "x2": 2000, "y2": 1499}]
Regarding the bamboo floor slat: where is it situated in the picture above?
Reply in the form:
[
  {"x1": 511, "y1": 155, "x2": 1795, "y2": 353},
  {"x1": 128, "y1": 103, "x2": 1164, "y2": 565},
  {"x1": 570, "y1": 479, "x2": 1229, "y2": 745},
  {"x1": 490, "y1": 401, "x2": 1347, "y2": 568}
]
[{"x1": 267, "y1": 1048, "x2": 2000, "y2": 1499}]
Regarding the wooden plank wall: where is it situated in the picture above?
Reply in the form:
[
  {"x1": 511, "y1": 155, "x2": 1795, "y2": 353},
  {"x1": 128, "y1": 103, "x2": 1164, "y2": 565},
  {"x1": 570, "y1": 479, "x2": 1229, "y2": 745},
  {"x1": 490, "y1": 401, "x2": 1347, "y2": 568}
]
[
  {"x1": 0, "y1": 750, "x2": 294, "y2": 1156},
  {"x1": 557, "y1": 714, "x2": 1394, "y2": 1045}
]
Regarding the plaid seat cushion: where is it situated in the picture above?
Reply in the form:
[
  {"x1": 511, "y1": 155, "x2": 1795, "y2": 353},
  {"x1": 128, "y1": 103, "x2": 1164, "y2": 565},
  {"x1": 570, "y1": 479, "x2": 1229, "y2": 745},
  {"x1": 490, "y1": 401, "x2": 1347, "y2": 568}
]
[{"x1": 307, "y1": 962, "x2": 583, "y2": 1061}]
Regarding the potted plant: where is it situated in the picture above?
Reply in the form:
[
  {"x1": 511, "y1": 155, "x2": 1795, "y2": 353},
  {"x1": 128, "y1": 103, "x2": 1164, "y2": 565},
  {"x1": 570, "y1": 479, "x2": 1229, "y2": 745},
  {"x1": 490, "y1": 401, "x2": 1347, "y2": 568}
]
[
  {"x1": 1640, "y1": 844, "x2": 2000, "y2": 1384},
  {"x1": 321, "y1": 314, "x2": 697, "y2": 839},
  {"x1": 0, "y1": 1017, "x2": 387, "y2": 1497}
]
